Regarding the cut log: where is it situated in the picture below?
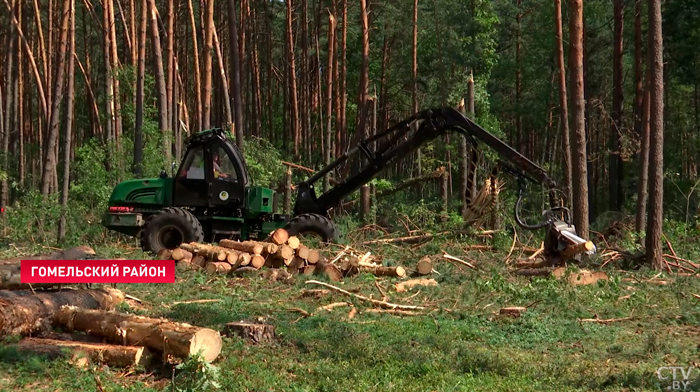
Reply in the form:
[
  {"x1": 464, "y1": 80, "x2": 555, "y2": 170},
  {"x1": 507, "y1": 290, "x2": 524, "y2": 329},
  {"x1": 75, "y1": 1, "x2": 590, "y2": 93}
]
[
  {"x1": 307, "y1": 249, "x2": 321, "y2": 264},
  {"x1": 171, "y1": 248, "x2": 193, "y2": 261},
  {"x1": 250, "y1": 255, "x2": 266, "y2": 269},
  {"x1": 415, "y1": 256, "x2": 432, "y2": 275},
  {"x1": 303, "y1": 265, "x2": 316, "y2": 275},
  {"x1": 157, "y1": 249, "x2": 173, "y2": 260},
  {"x1": 288, "y1": 256, "x2": 305, "y2": 274},
  {"x1": 359, "y1": 265, "x2": 406, "y2": 278},
  {"x1": 0, "y1": 288, "x2": 124, "y2": 338},
  {"x1": 296, "y1": 245, "x2": 310, "y2": 260},
  {"x1": 286, "y1": 236, "x2": 301, "y2": 249},
  {"x1": 15, "y1": 337, "x2": 152, "y2": 368},
  {"x1": 54, "y1": 307, "x2": 223, "y2": 362},
  {"x1": 266, "y1": 228, "x2": 289, "y2": 245},
  {"x1": 237, "y1": 253, "x2": 252, "y2": 266},
  {"x1": 192, "y1": 255, "x2": 207, "y2": 268},
  {"x1": 222, "y1": 322, "x2": 275, "y2": 343},
  {"x1": 316, "y1": 261, "x2": 343, "y2": 281},
  {"x1": 219, "y1": 239, "x2": 264, "y2": 255},
  {"x1": 205, "y1": 262, "x2": 232, "y2": 274},
  {"x1": 395, "y1": 278, "x2": 437, "y2": 292},
  {"x1": 0, "y1": 266, "x2": 61, "y2": 290},
  {"x1": 562, "y1": 241, "x2": 595, "y2": 258}
]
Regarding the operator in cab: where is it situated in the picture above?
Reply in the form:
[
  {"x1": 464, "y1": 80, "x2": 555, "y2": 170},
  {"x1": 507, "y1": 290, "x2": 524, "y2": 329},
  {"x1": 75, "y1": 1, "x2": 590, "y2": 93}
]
[{"x1": 212, "y1": 149, "x2": 236, "y2": 182}]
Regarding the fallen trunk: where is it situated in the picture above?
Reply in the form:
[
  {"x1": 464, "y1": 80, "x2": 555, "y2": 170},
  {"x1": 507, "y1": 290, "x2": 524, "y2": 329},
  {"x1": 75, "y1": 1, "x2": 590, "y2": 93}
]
[
  {"x1": 0, "y1": 265, "x2": 62, "y2": 290},
  {"x1": 54, "y1": 307, "x2": 222, "y2": 362},
  {"x1": 15, "y1": 337, "x2": 152, "y2": 368},
  {"x1": 0, "y1": 288, "x2": 124, "y2": 338},
  {"x1": 359, "y1": 265, "x2": 406, "y2": 277}
]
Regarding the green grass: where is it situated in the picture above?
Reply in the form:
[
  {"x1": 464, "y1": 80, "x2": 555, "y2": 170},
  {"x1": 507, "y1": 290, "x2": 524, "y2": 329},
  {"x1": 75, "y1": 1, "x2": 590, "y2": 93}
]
[{"x1": 1, "y1": 240, "x2": 699, "y2": 392}]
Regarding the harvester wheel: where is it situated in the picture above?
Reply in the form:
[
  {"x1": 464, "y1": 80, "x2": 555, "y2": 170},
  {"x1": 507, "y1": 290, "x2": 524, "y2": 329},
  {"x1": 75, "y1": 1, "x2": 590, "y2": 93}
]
[
  {"x1": 284, "y1": 213, "x2": 337, "y2": 243},
  {"x1": 139, "y1": 207, "x2": 204, "y2": 254}
]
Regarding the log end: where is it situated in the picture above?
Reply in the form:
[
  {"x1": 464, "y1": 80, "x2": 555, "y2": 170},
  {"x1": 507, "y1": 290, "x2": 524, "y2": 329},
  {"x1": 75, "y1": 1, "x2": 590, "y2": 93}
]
[{"x1": 190, "y1": 328, "x2": 223, "y2": 362}]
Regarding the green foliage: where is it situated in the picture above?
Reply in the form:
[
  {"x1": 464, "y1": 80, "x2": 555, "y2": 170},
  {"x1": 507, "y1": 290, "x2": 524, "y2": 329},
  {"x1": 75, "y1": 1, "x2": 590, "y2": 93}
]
[
  {"x1": 241, "y1": 136, "x2": 285, "y2": 186},
  {"x1": 173, "y1": 355, "x2": 221, "y2": 392}
]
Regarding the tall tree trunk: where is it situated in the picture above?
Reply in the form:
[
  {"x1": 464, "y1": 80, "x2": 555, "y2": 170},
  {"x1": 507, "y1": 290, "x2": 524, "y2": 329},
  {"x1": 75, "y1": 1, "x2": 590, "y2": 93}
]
[
  {"x1": 633, "y1": 0, "x2": 644, "y2": 145},
  {"x1": 609, "y1": 0, "x2": 624, "y2": 211},
  {"x1": 210, "y1": 27, "x2": 232, "y2": 126},
  {"x1": 108, "y1": 0, "x2": 123, "y2": 145},
  {"x1": 555, "y1": 0, "x2": 572, "y2": 205},
  {"x1": 412, "y1": 0, "x2": 422, "y2": 198},
  {"x1": 635, "y1": 74, "x2": 650, "y2": 232},
  {"x1": 201, "y1": 0, "x2": 215, "y2": 130},
  {"x1": 568, "y1": 0, "x2": 589, "y2": 239},
  {"x1": 645, "y1": 0, "x2": 664, "y2": 270},
  {"x1": 148, "y1": 0, "x2": 170, "y2": 163},
  {"x1": 58, "y1": 0, "x2": 75, "y2": 242},
  {"x1": 227, "y1": 0, "x2": 244, "y2": 148},
  {"x1": 166, "y1": 0, "x2": 174, "y2": 133},
  {"x1": 358, "y1": 0, "x2": 370, "y2": 223},
  {"x1": 187, "y1": 0, "x2": 202, "y2": 133},
  {"x1": 40, "y1": 0, "x2": 70, "y2": 196},
  {"x1": 324, "y1": 11, "x2": 336, "y2": 192},
  {"x1": 515, "y1": 0, "x2": 522, "y2": 152},
  {"x1": 339, "y1": 0, "x2": 347, "y2": 156},
  {"x1": 465, "y1": 72, "x2": 478, "y2": 211},
  {"x1": 286, "y1": 0, "x2": 300, "y2": 159},
  {"x1": 133, "y1": 0, "x2": 147, "y2": 177}
]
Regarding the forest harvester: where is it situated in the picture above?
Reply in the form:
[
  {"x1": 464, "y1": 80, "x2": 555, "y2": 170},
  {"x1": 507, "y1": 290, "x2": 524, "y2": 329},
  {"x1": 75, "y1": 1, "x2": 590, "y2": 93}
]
[{"x1": 103, "y1": 107, "x2": 595, "y2": 261}]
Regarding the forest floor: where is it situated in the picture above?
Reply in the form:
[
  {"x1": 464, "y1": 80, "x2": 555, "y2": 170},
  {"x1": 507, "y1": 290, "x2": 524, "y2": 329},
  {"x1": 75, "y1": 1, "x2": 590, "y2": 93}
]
[{"x1": 1, "y1": 234, "x2": 700, "y2": 392}]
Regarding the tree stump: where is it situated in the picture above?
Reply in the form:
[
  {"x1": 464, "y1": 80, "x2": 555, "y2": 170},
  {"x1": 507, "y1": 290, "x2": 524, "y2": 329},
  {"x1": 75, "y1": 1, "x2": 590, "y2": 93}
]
[{"x1": 222, "y1": 322, "x2": 275, "y2": 343}]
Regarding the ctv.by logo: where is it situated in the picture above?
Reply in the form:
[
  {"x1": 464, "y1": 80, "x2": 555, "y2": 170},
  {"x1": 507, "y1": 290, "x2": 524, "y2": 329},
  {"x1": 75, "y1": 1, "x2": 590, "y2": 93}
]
[{"x1": 656, "y1": 366, "x2": 699, "y2": 390}]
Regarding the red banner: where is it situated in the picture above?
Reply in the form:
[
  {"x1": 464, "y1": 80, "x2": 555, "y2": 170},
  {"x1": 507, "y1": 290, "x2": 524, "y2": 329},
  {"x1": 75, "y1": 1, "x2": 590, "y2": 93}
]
[{"x1": 20, "y1": 260, "x2": 176, "y2": 283}]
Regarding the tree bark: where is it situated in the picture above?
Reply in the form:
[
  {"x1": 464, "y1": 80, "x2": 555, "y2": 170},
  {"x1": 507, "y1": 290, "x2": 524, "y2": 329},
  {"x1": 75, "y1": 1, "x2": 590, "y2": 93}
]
[
  {"x1": 148, "y1": 0, "x2": 170, "y2": 162},
  {"x1": 633, "y1": 0, "x2": 644, "y2": 146},
  {"x1": 0, "y1": 288, "x2": 124, "y2": 338},
  {"x1": 54, "y1": 307, "x2": 222, "y2": 362},
  {"x1": 16, "y1": 337, "x2": 152, "y2": 368},
  {"x1": 185, "y1": 0, "x2": 201, "y2": 133},
  {"x1": 286, "y1": 0, "x2": 300, "y2": 159},
  {"x1": 133, "y1": 0, "x2": 147, "y2": 177},
  {"x1": 108, "y1": 0, "x2": 123, "y2": 144},
  {"x1": 635, "y1": 78, "x2": 650, "y2": 233},
  {"x1": 412, "y1": 0, "x2": 422, "y2": 199},
  {"x1": 568, "y1": 0, "x2": 589, "y2": 239},
  {"x1": 645, "y1": 0, "x2": 664, "y2": 270},
  {"x1": 165, "y1": 0, "x2": 174, "y2": 134},
  {"x1": 609, "y1": 0, "x2": 624, "y2": 211},
  {"x1": 40, "y1": 0, "x2": 70, "y2": 196},
  {"x1": 227, "y1": 0, "x2": 244, "y2": 148},
  {"x1": 324, "y1": 11, "x2": 336, "y2": 192},
  {"x1": 201, "y1": 0, "x2": 215, "y2": 130},
  {"x1": 358, "y1": 0, "x2": 370, "y2": 224},
  {"x1": 58, "y1": 0, "x2": 76, "y2": 242},
  {"x1": 555, "y1": 0, "x2": 572, "y2": 205}
]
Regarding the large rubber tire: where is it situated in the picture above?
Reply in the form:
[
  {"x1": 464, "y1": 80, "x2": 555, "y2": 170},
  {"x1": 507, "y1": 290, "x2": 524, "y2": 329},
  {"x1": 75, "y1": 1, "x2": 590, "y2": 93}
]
[
  {"x1": 284, "y1": 213, "x2": 337, "y2": 243},
  {"x1": 139, "y1": 207, "x2": 204, "y2": 254}
]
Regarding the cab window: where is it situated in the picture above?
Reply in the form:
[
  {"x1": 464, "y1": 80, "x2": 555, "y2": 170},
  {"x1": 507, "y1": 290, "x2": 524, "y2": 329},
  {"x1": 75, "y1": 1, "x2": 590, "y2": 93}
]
[
  {"x1": 178, "y1": 146, "x2": 205, "y2": 180},
  {"x1": 212, "y1": 145, "x2": 238, "y2": 182}
]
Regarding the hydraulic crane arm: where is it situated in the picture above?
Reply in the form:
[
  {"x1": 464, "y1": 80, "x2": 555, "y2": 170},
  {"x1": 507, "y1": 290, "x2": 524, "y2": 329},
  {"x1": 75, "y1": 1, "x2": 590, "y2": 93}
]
[
  {"x1": 294, "y1": 107, "x2": 558, "y2": 220},
  {"x1": 293, "y1": 106, "x2": 595, "y2": 259}
]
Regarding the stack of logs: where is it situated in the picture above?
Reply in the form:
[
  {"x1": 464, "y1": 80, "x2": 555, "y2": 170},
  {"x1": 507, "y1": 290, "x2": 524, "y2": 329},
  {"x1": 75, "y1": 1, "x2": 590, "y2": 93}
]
[{"x1": 159, "y1": 229, "x2": 408, "y2": 282}]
